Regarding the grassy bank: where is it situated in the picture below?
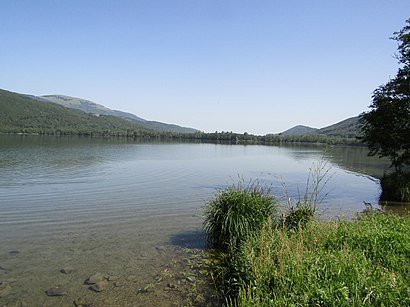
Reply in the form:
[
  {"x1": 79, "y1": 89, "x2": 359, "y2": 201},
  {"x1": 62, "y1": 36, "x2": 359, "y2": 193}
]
[
  {"x1": 203, "y1": 184, "x2": 410, "y2": 306},
  {"x1": 236, "y1": 213, "x2": 410, "y2": 306}
]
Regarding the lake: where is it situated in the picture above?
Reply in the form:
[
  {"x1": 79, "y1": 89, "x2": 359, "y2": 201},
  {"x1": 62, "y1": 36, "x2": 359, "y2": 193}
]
[{"x1": 0, "y1": 135, "x2": 392, "y2": 305}]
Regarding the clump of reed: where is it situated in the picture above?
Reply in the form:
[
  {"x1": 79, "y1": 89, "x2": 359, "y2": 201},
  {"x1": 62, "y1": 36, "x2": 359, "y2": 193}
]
[
  {"x1": 203, "y1": 179, "x2": 277, "y2": 251},
  {"x1": 203, "y1": 179, "x2": 278, "y2": 298},
  {"x1": 281, "y1": 160, "x2": 332, "y2": 230}
]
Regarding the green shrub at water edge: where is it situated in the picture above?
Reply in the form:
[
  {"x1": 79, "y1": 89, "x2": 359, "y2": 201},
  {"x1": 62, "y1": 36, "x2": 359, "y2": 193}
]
[
  {"x1": 380, "y1": 171, "x2": 410, "y2": 202},
  {"x1": 235, "y1": 212, "x2": 410, "y2": 306},
  {"x1": 203, "y1": 180, "x2": 278, "y2": 251},
  {"x1": 203, "y1": 181, "x2": 278, "y2": 299}
]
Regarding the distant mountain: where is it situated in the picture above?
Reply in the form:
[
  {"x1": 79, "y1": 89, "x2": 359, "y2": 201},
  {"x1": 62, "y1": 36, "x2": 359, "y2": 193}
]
[
  {"x1": 317, "y1": 116, "x2": 360, "y2": 138},
  {"x1": 280, "y1": 125, "x2": 318, "y2": 136},
  {"x1": 0, "y1": 88, "x2": 197, "y2": 135},
  {"x1": 40, "y1": 94, "x2": 198, "y2": 133},
  {"x1": 40, "y1": 95, "x2": 147, "y2": 122},
  {"x1": 279, "y1": 117, "x2": 360, "y2": 138}
]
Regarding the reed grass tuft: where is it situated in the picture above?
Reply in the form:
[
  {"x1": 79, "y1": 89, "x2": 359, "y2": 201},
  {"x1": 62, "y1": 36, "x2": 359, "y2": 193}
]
[{"x1": 203, "y1": 179, "x2": 277, "y2": 251}]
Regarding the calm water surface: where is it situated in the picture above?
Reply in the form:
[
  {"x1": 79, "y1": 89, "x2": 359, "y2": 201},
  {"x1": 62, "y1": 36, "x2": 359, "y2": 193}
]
[{"x1": 0, "y1": 135, "x2": 391, "y2": 305}]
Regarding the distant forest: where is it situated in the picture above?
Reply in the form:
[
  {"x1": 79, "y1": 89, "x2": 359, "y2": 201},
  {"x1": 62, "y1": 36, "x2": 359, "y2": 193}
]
[{"x1": 0, "y1": 88, "x2": 361, "y2": 146}]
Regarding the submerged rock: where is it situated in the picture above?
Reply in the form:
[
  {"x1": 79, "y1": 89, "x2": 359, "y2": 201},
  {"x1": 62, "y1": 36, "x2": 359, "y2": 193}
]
[
  {"x1": 60, "y1": 267, "x2": 75, "y2": 274},
  {"x1": 89, "y1": 280, "x2": 108, "y2": 292},
  {"x1": 85, "y1": 272, "x2": 105, "y2": 285},
  {"x1": 45, "y1": 287, "x2": 67, "y2": 296},
  {"x1": 74, "y1": 297, "x2": 93, "y2": 306}
]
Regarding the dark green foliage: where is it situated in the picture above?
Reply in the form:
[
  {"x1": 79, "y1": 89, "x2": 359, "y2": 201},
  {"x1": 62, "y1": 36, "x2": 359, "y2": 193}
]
[
  {"x1": 380, "y1": 171, "x2": 410, "y2": 202},
  {"x1": 203, "y1": 181, "x2": 277, "y2": 251},
  {"x1": 360, "y1": 19, "x2": 410, "y2": 172},
  {"x1": 317, "y1": 116, "x2": 360, "y2": 138},
  {"x1": 283, "y1": 205, "x2": 314, "y2": 230}
]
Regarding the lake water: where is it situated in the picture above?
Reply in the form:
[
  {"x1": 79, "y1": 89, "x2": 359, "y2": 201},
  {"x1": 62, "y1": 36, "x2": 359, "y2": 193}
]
[{"x1": 0, "y1": 135, "x2": 392, "y2": 305}]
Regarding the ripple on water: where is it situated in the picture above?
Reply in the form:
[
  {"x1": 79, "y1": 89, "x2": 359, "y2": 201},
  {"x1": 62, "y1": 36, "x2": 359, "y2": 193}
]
[{"x1": 0, "y1": 137, "x2": 386, "y2": 305}]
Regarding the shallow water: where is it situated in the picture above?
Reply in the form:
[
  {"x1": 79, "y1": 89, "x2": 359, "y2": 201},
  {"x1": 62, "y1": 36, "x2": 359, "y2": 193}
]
[{"x1": 0, "y1": 135, "x2": 390, "y2": 305}]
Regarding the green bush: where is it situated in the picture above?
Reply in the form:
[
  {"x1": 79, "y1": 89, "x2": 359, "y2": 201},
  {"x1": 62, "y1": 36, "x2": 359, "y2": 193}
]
[
  {"x1": 283, "y1": 205, "x2": 315, "y2": 230},
  {"x1": 380, "y1": 171, "x2": 410, "y2": 202},
  {"x1": 203, "y1": 180, "x2": 277, "y2": 251}
]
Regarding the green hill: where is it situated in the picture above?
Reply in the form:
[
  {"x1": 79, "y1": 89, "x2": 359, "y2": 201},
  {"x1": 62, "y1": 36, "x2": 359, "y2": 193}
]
[
  {"x1": 40, "y1": 94, "x2": 198, "y2": 133},
  {"x1": 0, "y1": 89, "x2": 159, "y2": 136},
  {"x1": 0, "y1": 89, "x2": 197, "y2": 135},
  {"x1": 317, "y1": 116, "x2": 360, "y2": 138},
  {"x1": 280, "y1": 125, "x2": 318, "y2": 136},
  {"x1": 280, "y1": 117, "x2": 360, "y2": 138},
  {"x1": 40, "y1": 95, "x2": 147, "y2": 122}
]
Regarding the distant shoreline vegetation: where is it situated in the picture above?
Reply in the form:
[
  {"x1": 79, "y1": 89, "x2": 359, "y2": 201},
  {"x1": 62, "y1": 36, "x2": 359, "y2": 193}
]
[
  {"x1": 0, "y1": 88, "x2": 361, "y2": 146},
  {"x1": 0, "y1": 130, "x2": 361, "y2": 146}
]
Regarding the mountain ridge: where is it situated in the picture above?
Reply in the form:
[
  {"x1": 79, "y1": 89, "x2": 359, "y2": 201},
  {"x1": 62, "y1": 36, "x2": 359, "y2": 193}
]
[
  {"x1": 0, "y1": 88, "x2": 198, "y2": 135},
  {"x1": 39, "y1": 94, "x2": 198, "y2": 133},
  {"x1": 40, "y1": 95, "x2": 147, "y2": 122},
  {"x1": 279, "y1": 116, "x2": 360, "y2": 138},
  {"x1": 279, "y1": 125, "x2": 318, "y2": 136},
  {"x1": 1, "y1": 88, "x2": 361, "y2": 139}
]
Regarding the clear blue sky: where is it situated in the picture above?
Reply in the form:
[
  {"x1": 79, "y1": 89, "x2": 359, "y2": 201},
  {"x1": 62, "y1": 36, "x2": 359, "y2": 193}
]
[{"x1": 1, "y1": 1, "x2": 409, "y2": 134}]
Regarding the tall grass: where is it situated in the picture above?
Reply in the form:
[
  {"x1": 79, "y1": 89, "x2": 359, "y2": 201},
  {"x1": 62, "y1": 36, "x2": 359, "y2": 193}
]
[
  {"x1": 235, "y1": 212, "x2": 410, "y2": 306},
  {"x1": 281, "y1": 160, "x2": 333, "y2": 230},
  {"x1": 203, "y1": 180, "x2": 277, "y2": 251},
  {"x1": 203, "y1": 165, "x2": 409, "y2": 306},
  {"x1": 203, "y1": 179, "x2": 277, "y2": 298}
]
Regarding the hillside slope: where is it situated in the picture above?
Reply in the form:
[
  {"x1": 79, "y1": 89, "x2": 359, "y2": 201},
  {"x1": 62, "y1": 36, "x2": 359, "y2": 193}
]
[
  {"x1": 41, "y1": 95, "x2": 146, "y2": 122},
  {"x1": 279, "y1": 117, "x2": 360, "y2": 138},
  {"x1": 0, "y1": 89, "x2": 155, "y2": 135},
  {"x1": 317, "y1": 116, "x2": 360, "y2": 138},
  {"x1": 0, "y1": 89, "x2": 198, "y2": 135},
  {"x1": 40, "y1": 94, "x2": 197, "y2": 133},
  {"x1": 280, "y1": 125, "x2": 318, "y2": 136}
]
